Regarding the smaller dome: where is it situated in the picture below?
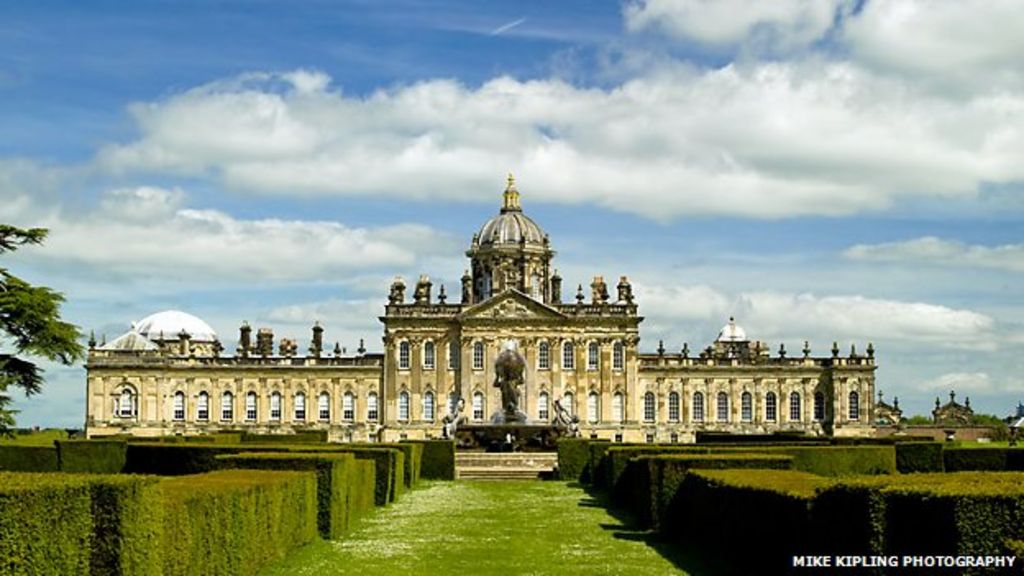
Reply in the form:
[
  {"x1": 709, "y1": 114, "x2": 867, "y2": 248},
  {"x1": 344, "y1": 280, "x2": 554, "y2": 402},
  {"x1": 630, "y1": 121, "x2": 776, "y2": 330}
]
[
  {"x1": 717, "y1": 317, "x2": 747, "y2": 342},
  {"x1": 134, "y1": 310, "x2": 217, "y2": 342}
]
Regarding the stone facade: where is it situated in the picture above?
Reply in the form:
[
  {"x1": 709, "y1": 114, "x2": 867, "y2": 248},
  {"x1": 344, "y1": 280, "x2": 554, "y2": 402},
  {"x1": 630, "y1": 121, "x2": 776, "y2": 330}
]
[{"x1": 85, "y1": 176, "x2": 876, "y2": 442}]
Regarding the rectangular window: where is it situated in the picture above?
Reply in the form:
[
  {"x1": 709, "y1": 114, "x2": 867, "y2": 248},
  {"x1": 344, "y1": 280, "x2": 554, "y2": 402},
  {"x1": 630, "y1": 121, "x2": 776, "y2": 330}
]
[
  {"x1": 319, "y1": 394, "x2": 330, "y2": 421},
  {"x1": 367, "y1": 394, "x2": 378, "y2": 421},
  {"x1": 343, "y1": 394, "x2": 354, "y2": 421},
  {"x1": 472, "y1": 393, "x2": 484, "y2": 421},
  {"x1": 173, "y1": 394, "x2": 185, "y2": 421},
  {"x1": 717, "y1": 394, "x2": 729, "y2": 422},
  {"x1": 270, "y1": 394, "x2": 282, "y2": 421},
  {"x1": 424, "y1": 342, "x2": 435, "y2": 370},
  {"x1": 197, "y1": 393, "x2": 209, "y2": 421},
  {"x1": 221, "y1": 394, "x2": 233, "y2": 421},
  {"x1": 538, "y1": 393, "x2": 550, "y2": 420},
  {"x1": 644, "y1": 394, "x2": 656, "y2": 423},
  {"x1": 538, "y1": 342, "x2": 550, "y2": 370},
  {"x1": 399, "y1": 342, "x2": 410, "y2": 370},
  {"x1": 398, "y1": 393, "x2": 410, "y2": 421},
  {"x1": 294, "y1": 394, "x2": 306, "y2": 421},
  {"x1": 668, "y1": 393, "x2": 680, "y2": 422},
  {"x1": 449, "y1": 341, "x2": 460, "y2": 370},
  {"x1": 245, "y1": 394, "x2": 257, "y2": 421},
  {"x1": 613, "y1": 393, "x2": 624, "y2": 423},
  {"x1": 587, "y1": 343, "x2": 599, "y2": 371},
  {"x1": 814, "y1": 393, "x2": 825, "y2": 421},
  {"x1": 612, "y1": 342, "x2": 624, "y2": 371},
  {"x1": 562, "y1": 343, "x2": 574, "y2": 370},
  {"x1": 741, "y1": 393, "x2": 752, "y2": 422},
  {"x1": 473, "y1": 342, "x2": 484, "y2": 370}
]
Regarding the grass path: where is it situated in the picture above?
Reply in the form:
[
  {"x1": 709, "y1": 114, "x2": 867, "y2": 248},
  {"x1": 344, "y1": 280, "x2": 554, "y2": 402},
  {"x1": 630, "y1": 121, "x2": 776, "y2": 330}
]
[{"x1": 259, "y1": 481, "x2": 687, "y2": 576}]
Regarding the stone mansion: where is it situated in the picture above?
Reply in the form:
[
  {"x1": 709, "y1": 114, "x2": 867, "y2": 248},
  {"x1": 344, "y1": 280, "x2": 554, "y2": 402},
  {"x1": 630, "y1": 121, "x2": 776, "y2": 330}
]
[{"x1": 85, "y1": 176, "x2": 877, "y2": 442}]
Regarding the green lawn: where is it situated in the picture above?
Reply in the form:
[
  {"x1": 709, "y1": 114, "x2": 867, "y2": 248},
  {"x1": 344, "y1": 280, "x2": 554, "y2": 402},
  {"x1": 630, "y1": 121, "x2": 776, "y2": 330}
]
[
  {"x1": 259, "y1": 481, "x2": 687, "y2": 576},
  {"x1": 0, "y1": 429, "x2": 69, "y2": 445}
]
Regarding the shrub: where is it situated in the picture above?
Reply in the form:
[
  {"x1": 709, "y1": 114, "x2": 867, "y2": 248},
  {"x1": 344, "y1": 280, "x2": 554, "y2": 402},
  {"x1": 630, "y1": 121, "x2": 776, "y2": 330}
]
[
  {"x1": 218, "y1": 452, "x2": 361, "y2": 539},
  {"x1": 894, "y1": 441, "x2": 944, "y2": 473},
  {"x1": 0, "y1": 445, "x2": 59, "y2": 472},
  {"x1": 287, "y1": 446, "x2": 403, "y2": 506},
  {"x1": 347, "y1": 459, "x2": 377, "y2": 524},
  {"x1": 241, "y1": 430, "x2": 327, "y2": 444},
  {"x1": 603, "y1": 446, "x2": 709, "y2": 494},
  {"x1": 0, "y1": 472, "x2": 162, "y2": 576},
  {"x1": 556, "y1": 438, "x2": 598, "y2": 482},
  {"x1": 124, "y1": 443, "x2": 289, "y2": 475},
  {"x1": 159, "y1": 470, "x2": 317, "y2": 576},
  {"x1": 673, "y1": 470, "x2": 831, "y2": 574},
  {"x1": 56, "y1": 440, "x2": 127, "y2": 474},
  {"x1": 382, "y1": 442, "x2": 422, "y2": 488},
  {"x1": 769, "y1": 445, "x2": 896, "y2": 476},
  {"x1": 943, "y1": 447, "x2": 1024, "y2": 471},
  {"x1": 634, "y1": 453, "x2": 793, "y2": 530},
  {"x1": 407, "y1": 440, "x2": 455, "y2": 480}
]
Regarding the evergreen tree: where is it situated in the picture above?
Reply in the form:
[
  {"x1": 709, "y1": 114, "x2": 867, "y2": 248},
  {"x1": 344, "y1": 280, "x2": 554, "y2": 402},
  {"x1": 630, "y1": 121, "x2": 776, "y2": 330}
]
[{"x1": 0, "y1": 225, "x2": 83, "y2": 435}]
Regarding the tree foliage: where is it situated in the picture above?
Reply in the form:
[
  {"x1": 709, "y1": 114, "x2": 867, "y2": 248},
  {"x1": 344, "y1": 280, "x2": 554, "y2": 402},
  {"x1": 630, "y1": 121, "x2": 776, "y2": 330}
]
[{"x1": 0, "y1": 225, "x2": 83, "y2": 435}]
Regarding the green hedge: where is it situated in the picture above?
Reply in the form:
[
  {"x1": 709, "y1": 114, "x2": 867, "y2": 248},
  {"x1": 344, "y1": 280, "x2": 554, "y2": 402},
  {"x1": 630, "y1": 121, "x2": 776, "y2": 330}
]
[
  {"x1": 0, "y1": 445, "x2": 59, "y2": 472},
  {"x1": 634, "y1": 454, "x2": 794, "y2": 530},
  {"x1": 56, "y1": 440, "x2": 127, "y2": 474},
  {"x1": 603, "y1": 446, "x2": 709, "y2": 493},
  {"x1": 124, "y1": 444, "x2": 294, "y2": 475},
  {"x1": 407, "y1": 440, "x2": 455, "y2": 480},
  {"x1": 383, "y1": 442, "x2": 422, "y2": 488},
  {"x1": 159, "y1": 470, "x2": 317, "y2": 576},
  {"x1": 672, "y1": 469, "x2": 832, "y2": 574},
  {"x1": 894, "y1": 441, "x2": 944, "y2": 473},
  {"x1": 557, "y1": 438, "x2": 600, "y2": 482},
  {"x1": 241, "y1": 431, "x2": 328, "y2": 444},
  {"x1": 0, "y1": 472, "x2": 162, "y2": 576},
  {"x1": 217, "y1": 452, "x2": 359, "y2": 539},
  {"x1": 772, "y1": 445, "x2": 896, "y2": 477},
  {"x1": 347, "y1": 459, "x2": 377, "y2": 524},
  {"x1": 286, "y1": 446, "x2": 403, "y2": 506},
  {"x1": 943, "y1": 447, "x2": 1024, "y2": 471}
]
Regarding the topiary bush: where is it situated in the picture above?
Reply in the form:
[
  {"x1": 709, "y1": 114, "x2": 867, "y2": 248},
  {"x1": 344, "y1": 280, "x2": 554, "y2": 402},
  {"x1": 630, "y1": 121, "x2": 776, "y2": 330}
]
[
  {"x1": 159, "y1": 470, "x2": 317, "y2": 576},
  {"x1": 347, "y1": 459, "x2": 377, "y2": 524},
  {"x1": 0, "y1": 445, "x2": 59, "y2": 472},
  {"x1": 56, "y1": 440, "x2": 127, "y2": 474},
  {"x1": 556, "y1": 438, "x2": 598, "y2": 482},
  {"x1": 241, "y1": 430, "x2": 327, "y2": 444},
  {"x1": 894, "y1": 441, "x2": 944, "y2": 473},
  {"x1": 407, "y1": 440, "x2": 455, "y2": 480}
]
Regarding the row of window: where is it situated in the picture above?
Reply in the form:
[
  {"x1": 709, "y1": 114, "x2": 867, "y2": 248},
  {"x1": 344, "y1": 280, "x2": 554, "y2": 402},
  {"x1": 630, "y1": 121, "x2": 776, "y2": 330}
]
[
  {"x1": 117, "y1": 389, "x2": 384, "y2": 423},
  {"x1": 397, "y1": 340, "x2": 627, "y2": 372},
  {"x1": 631, "y1": 390, "x2": 859, "y2": 424}
]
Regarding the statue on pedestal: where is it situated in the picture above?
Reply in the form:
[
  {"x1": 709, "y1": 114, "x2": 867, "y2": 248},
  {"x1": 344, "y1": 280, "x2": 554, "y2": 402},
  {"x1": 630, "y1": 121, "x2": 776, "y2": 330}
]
[{"x1": 493, "y1": 340, "x2": 527, "y2": 423}]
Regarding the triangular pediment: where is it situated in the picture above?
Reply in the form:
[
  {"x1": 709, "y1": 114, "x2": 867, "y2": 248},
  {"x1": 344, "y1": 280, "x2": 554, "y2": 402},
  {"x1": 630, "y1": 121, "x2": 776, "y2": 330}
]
[{"x1": 460, "y1": 290, "x2": 566, "y2": 321}]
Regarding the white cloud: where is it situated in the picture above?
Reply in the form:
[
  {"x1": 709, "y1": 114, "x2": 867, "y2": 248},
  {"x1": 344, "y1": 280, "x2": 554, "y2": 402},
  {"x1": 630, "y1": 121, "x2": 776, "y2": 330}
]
[
  {"x1": 841, "y1": 0, "x2": 1024, "y2": 91},
  {"x1": 1, "y1": 182, "x2": 453, "y2": 284},
  {"x1": 95, "y1": 66, "x2": 1024, "y2": 221},
  {"x1": 623, "y1": 0, "x2": 849, "y2": 51},
  {"x1": 845, "y1": 237, "x2": 1024, "y2": 273},
  {"x1": 915, "y1": 372, "x2": 993, "y2": 394}
]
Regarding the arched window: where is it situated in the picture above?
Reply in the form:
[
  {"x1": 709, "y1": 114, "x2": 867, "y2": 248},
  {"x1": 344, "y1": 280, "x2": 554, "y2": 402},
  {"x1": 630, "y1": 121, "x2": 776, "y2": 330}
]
[
  {"x1": 448, "y1": 341, "x2": 459, "y2": 370},
  {"x1": 221, "y1": 391, "x2": 233, "y2": 422},
  {"x1": 118, "y1": 389, "x2": 135, "y2": 418},
  {"x1": 644, "y1": 392, "x2": 656, "y2": 422},
  {"x1": 398, "y1": 341, "x2": 410, "y2": 370},
  {"x1": 587, "y1": 342, "x2": 599, "y2": 371},
  {"x1": 741, "y1": 392, "x2": 753, "y2": 422},
  {"x1": 692, "y1": 392, "x2": 704, "y2": 422},
  {"x1": 318, "y1": 392, "x2": 330, "y2": 421},
  {"x1": 538, "y1": 341, "x2": 551, "y2": 370},
  {"x1": 717, "y1": 392, "x2": 729, "y2": 422},
  {"x1": 424, "y1": 391, "x2": 435, "y2": 422},
  {"x1": 270, "y1": 392, "x2": 282, "y2": 421},
  {"x1": 613, "y1": 341, "x2": 624, "y2": 371},
  {"x1": 366, "y1": 392, "x2": 378, "y2": 421},
  {"x1": 765, "y1": 392, "x2": 777, "y2": 422},
  {"x1": 814, "y1": 392, "x2": 825, "y2": 421},
  {"x1": 472, "y1": 391, "x2": 485, "y2": 421},
  {"x1": 849, "y1": 391, "x2": 860, "y2": 420},
  {"x1": 538, "y1": 392, "x2": 550, "y2": 420},
  {"x1": 342, "y1": 392, "x2": 354, "y2": 421},
  {"x1": 294, "y1": 392, "x2": 306, "y2": 421},
  {"x1": 668, "y1": 391, "x2": 680, "y2": 422},
  {"x1": 587, "y1": 392, "x2": 599, "y2": 423},
  {"x1": 562, "y1": 392, "x2": 574, "y2": 416},
  {"x1": 245, "y1": 392, "x2": 257, "y2": 421},
  {"x1": 790, "y1": 392, "x2": 802, "y2": 422},
  {"x1": 562, "y1": 342, "x2": 575, "y2": 370},
  {"x1": 197, "y1": 391, "x2": 209, "y2": 421},
  {"x1": 473, "y1": 342, "x2": 485, "y2": 370},
  {"x1": 423, "y1": 341, "x2": 435, "y2": 370},
  {"x1": 612, "y1": 392, "x2": 624, "y2": 423},
  {"x1": 173, "y1": 391, "x2": 185, "y2": 421},
  {"x1": 398, "y1": 391, "x2": 410, "y2": 421}
]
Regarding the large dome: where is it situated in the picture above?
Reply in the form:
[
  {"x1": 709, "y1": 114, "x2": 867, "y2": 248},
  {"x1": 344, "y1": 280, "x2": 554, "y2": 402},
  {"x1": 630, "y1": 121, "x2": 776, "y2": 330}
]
[
  {"x1": 134, "y1": 310, "x2": 218, "y2": 342},
  {"x1": 476, "y1": 174, "x2": 547, "y2": 248}
]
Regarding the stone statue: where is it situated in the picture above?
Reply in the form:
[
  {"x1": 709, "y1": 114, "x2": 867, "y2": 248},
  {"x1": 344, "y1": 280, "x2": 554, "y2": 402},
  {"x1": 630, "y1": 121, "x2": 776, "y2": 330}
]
[
  {"x1": 552, "y1": 398, "x2": 580, "y2": 438},
  {"x1": 442, "y1": 397, "x2": 465, "y2": 439},
  {"x1": 493, "y1": 340, "x2": 527, "y2": 423}
]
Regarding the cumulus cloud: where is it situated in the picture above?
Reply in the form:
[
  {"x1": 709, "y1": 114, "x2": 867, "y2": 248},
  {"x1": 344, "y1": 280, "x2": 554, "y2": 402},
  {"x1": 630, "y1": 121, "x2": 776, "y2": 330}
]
[
  {"x1": 623, "y1": 0, "x2": 850, "y2": 51},
  {"x1": 915, "y1": 372, "x2": 994, "y2": 394},
  {"x1": 844, "y1": 237, "x2": 1024, "y2": 273},
  {"x1": 1, "y1": 181, "x2": 453, "y2": 284},
  {"x1": 636, "y1": 282, "x2": 997, "y2": 351},
  {"x1": 95, "y1": 65, "x2": 1024, "y2": 221}
]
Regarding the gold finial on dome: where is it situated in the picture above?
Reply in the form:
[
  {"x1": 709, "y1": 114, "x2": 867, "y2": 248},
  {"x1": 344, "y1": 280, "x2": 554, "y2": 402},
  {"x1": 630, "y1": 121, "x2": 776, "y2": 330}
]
[{"x1": 502, "y1": 172, "x2": 521, "y2": 212}]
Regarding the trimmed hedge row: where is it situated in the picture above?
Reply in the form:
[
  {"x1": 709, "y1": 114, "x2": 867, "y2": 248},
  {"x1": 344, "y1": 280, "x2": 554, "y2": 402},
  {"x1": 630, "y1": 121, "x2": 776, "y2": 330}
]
[
  {"x1": 159, "y1": 470, "x2": 317, "y2": 576},
  {"x1": 943, "y1": 447, "x2": 1024, "y2": 472},
  {"x1": 556, "y1": 438, "x2": 601, "y2": 482},
  {"x1": 283, "y1": 445, "x2": 404, "y2": 506},
  {"x1": 407, "y1": 440, "x2": 455, "y2": 480},
  {"x1": 56, "y1": 440, "x2": 127, "y2": 474},
  {"x1": 0, "y1": 445, "x2": 60, "y2": 472},
  {"x1": 240, "y1": 431, "x2": 328, "y2": 444},
  {"x1": 0, "y1": 472, "x2": 162, "y2": 576},
  {"x1": 633, "y1": 454, "x2": 794, "y2": 530},
  {"x1": 124, "y1": 444, "x2": 263, "y2": 475},
  {"x1": 894, "y1": 441, "x2": 944, "y2": 473},
  {"x1": 217, "y1": 452, "x2": 368, "y2": 539}
]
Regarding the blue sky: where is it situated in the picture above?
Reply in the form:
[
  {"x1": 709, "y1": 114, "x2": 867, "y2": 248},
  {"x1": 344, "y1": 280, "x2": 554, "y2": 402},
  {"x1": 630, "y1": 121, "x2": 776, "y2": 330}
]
[{"x1": 2, "y1": 0, "x2": 1024, "y2": 427}]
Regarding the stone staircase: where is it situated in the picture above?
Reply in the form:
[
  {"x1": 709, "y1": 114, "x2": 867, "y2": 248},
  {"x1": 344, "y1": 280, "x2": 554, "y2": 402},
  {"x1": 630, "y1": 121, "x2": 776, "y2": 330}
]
[{"x1": 455, "y1": 452, "x2": 558, "y2": 480}]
